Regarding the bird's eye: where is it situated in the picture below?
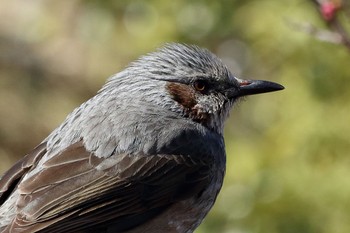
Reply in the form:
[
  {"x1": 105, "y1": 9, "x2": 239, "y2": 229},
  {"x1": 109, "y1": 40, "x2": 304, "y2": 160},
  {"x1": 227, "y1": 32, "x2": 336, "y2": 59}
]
[{"x1": 193, "y1": 80, "x2": 207, "y2": 92}]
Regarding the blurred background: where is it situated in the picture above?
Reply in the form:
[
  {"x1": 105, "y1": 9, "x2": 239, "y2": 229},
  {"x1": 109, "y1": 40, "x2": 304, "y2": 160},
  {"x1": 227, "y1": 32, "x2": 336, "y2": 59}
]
[{"x1": 1, "y1": 0, "x2": 350, "y2": 232}]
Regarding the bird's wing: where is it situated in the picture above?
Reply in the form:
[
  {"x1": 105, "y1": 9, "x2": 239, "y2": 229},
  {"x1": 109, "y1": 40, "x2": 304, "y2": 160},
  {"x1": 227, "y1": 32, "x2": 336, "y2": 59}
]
[
  {"x1": 0, "y1": 142, "x2": 47, "y2": 205},
  {"x1": 5, "y1": 141, "x2": 211, "y2": 233}
]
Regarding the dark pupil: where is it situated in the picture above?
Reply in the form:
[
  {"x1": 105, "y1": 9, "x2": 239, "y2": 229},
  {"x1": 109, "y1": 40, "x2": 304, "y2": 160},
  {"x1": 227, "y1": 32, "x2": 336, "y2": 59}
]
[{"x1": 195, "y1": 81, "x2": 206, "y2": 91}]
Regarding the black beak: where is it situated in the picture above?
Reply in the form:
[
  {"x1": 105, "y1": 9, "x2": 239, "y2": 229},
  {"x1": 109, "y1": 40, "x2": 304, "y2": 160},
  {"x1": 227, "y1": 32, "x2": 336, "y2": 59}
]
[{"x1": 237, "y1": 79, "x2": 284, "y2": 96}]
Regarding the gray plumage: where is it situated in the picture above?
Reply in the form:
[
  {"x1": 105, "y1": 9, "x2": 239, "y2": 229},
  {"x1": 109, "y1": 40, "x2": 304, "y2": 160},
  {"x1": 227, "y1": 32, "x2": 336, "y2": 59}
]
[{"x1": 0, "y1": 43, "x2": 283, "y2": 233}]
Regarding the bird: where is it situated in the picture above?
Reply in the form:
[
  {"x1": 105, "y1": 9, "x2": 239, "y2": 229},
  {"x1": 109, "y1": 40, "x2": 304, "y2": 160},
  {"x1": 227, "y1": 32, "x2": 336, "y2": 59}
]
[{"x1": 0, "y1": 43, "x2": 283, "y2": 233}]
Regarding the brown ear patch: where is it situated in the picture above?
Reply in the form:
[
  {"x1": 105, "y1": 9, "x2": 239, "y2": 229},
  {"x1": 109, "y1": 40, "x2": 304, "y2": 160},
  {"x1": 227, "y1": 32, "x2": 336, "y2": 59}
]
[
  {"x1": 166, "y1": 82, "x2": 210, "y2": 124},
  {"x1": 166, "y1": 83, "x2": 197, "y2": 109}
]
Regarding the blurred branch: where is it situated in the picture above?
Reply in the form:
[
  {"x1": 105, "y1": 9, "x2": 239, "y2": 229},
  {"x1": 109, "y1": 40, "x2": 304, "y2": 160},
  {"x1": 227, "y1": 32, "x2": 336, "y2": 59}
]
[
  {"x1": 287, "y1": 19, "x2": 343, "y2": 44},
  {"x1": 309, "y1": 0, "x2": 350, "y2": 51}
]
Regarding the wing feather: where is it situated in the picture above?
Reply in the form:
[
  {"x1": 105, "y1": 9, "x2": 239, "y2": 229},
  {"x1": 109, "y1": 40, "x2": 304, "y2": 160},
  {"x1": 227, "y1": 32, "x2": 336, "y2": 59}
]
[
  {"x1": 0, "y1": 143, "x2": 47, "y2": 205},
  {"x1": 4, "y1": 141, "x2": 211, "y2": 232}
]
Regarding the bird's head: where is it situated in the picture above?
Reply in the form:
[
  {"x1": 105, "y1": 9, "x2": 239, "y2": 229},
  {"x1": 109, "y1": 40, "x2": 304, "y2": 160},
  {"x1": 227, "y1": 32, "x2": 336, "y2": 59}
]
[{"x1": 105, "y1": 43, "x2": 284, "y2": 134}]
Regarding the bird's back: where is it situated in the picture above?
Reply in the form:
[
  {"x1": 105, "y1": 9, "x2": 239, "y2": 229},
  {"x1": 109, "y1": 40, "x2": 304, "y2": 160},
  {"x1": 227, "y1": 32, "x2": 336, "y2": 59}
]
[{"x1": 0, "y1": 117, "x2": 226, "y2": 233}]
